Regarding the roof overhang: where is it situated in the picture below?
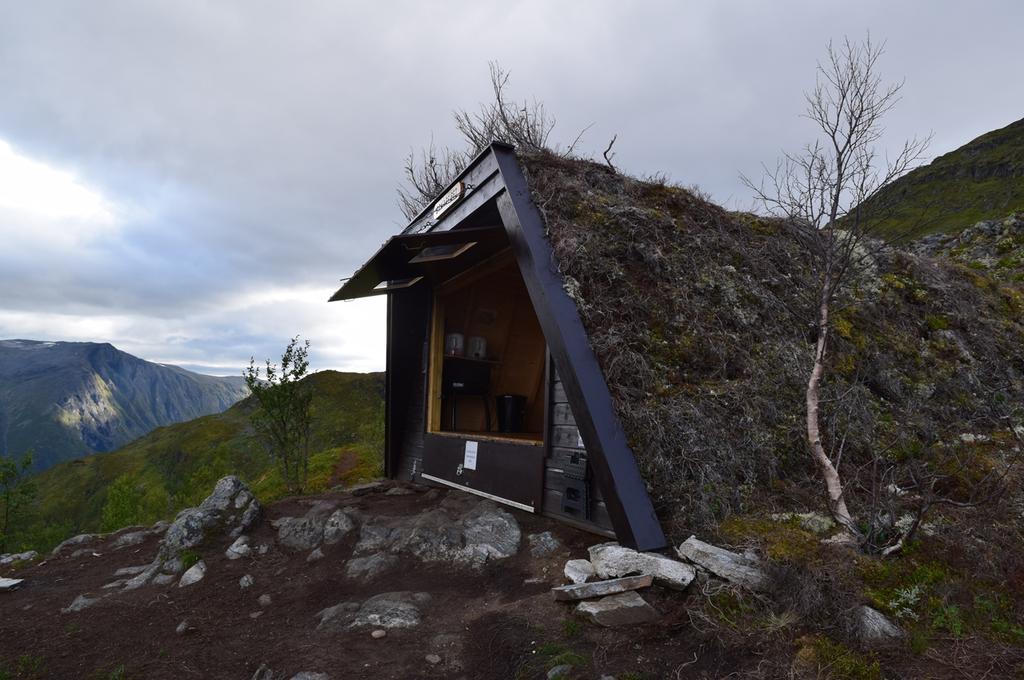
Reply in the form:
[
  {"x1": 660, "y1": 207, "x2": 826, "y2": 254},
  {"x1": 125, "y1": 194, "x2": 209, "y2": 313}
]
[{"x1": 328, "y1": 226, "x2": 508, "y2": 301}]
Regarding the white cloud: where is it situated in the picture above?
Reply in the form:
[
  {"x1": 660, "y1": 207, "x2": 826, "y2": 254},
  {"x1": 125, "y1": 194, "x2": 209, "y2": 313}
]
[{"x1": 0, "y1": 139, "x2": 123, "y2": 249}]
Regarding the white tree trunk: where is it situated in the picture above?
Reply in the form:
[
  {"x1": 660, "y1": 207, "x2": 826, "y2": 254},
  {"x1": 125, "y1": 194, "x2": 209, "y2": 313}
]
[{"x1": 806, "y1": 284, "x2": 858, "y2": 536}]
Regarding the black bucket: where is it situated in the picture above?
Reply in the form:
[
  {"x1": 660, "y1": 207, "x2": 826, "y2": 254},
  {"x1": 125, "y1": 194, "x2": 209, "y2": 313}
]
[{"x1": 495, "y1": 394, "x2": 526, "y2": 433}]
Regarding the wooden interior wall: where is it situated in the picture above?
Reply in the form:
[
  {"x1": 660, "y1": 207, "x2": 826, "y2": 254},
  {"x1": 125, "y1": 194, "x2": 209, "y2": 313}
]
[
  {"x1": 433, "y1": 256, "x2": 546, "y2": 436},
  {"x1": 541, "y1": 361, "x2": 614, "y2": 534}
]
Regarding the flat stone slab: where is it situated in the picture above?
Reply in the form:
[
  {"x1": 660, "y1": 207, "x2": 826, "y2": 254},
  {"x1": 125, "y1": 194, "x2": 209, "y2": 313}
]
[
  {"x1": 576, "y1": 591, "x2": 659, "y2": 627},
  {"x1": 552, "y1": 574, "x2": 653, "y2": 601},
  {"x1": 588, "y1": 543, "x2": 695, "y2": 590},
  {"x1": 675, "y1": 536, "x2": 768, "y2": 591},
  {"x1": 0, "y1": 577, "x2": 24, "y2": 592}
]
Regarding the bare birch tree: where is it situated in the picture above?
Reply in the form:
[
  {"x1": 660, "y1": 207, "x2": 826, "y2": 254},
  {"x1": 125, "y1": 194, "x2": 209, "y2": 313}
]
[{"x1": 743, "y1": 36, "x2": 930, "y2": 540}]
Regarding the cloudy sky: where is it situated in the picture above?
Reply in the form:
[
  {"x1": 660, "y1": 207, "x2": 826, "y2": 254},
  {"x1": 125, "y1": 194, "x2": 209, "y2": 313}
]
[{"x1": 1, "y1": 1, "x2": 1021, "y2": 375}]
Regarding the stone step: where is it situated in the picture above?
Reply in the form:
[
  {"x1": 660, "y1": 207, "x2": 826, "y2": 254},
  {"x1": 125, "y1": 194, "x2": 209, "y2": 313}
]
[{"x1": 551, "y1": 574, "x2": 653, "y2": 601}]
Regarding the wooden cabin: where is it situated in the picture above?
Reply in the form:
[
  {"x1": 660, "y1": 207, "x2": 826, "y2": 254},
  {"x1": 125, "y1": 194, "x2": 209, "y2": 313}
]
[{"x1": 330, "y1": 143, "x2": 666, "y2": 551}]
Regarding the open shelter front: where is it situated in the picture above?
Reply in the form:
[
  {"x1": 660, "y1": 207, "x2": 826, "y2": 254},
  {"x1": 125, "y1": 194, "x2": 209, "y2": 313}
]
[{"x1": 330, "y1": 143, "x2": 667, "y2": 551}]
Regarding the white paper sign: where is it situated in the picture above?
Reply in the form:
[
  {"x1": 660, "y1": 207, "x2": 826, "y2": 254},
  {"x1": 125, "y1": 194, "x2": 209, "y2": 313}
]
[{"x1": 463, "y1": 441, "x2": 478, "y2": 470}]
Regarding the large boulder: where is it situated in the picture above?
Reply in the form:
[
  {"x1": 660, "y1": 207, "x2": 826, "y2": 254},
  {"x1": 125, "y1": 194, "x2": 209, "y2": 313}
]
[
  {"x1": 316, "y1": 592, "x2": 431, "y2": 631},
  {"x1": 588, "y1": 543, "x2": 695, "y2": 590},
  {"x1": 160, "y1": 476, "x2": 261, "y2": 561},
  {"x1": 352, "y1": 498, "x2": 521, "y2": 568}
]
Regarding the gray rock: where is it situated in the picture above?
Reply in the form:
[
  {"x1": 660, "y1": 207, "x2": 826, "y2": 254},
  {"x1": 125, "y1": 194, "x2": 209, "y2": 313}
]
[
  {"x1": 386, "y1": 486, "x2": 415, "y2": 496},
  {"x1": 122, "y1": 563, "x2": 161, "y2": 591},
  {"x1": 307, "y1": 548, "x2": 325, "y2": 563},
  {"x1": 290, "y1": 673, "x2": 329, "y2": 680},
  {"x1": 675, "y1": 536, "x2": 768, "y2": 591},
  {"x1": 851, "y1": 605, "x2": 903, "y2": 644},
  {"x1": 564, "y1": 559, "x2": 595, "y2": 584},
  {"x1": 152, "y1": 573, "x2": 176, "y2": 586},
  {"x1": 62, "y1": 594, "x2": 100, "y2": 613},
  {"x1": 275, "y1": 516, "x2": 326, "y2": 551},
  {"x1": 552, "y1": 574, "x2": 653, "y2": 601},
  {"x1": 548, "y1": 664, "x2": 573, "y2": 679},
  {"x1": 70, "y1": 548, "x2": 99, "y2": 559},
  {"x1": 51, "y1": 533, "x2": 100, "y2": 557},
  {"x1": 346, "y1": 480, "x2": 385, "y2": 496},
  {"x1": 0, "y1": 577, "x2": 24, "y2": 592},
  {"x1": 528, "y1": 531, "x2": 562, "y2": 557},
  {"x1": 575, "y1": 591, "x2": 659, "y2": 627},
  {"x1": 588, "y1": 543, "x2": 695, "y2": 590},
  {"x1": 250, "y1": 664, "x2": 278, "y2": 680},
  {"x1": 425, "y1": 654, "x2": 441, "y2": 665},
  {"x1": 240, "y1": 574, "x2": 255, "y2": 589},
  {"x1": 178, "y1": 560, "x2": 207, "y2": 587},
  {"x1": 371, "y1": 629, "x2": 386, "y2": 639},
  {"x1": 226, "y1": 536, "x2": 252, "y2": 560},
  {"x1": 322, "y1": 510, "x2": 356, "y2": 545},
  {"x1": 258, "y1": 593, "x2": 272, "y2": 607},
  {"x1": 175, "y1": 620, "x2": 193, "y2": 635},
  {"x1": 316, "y1": 591, "x2": 431, "y2": 631},
  {"x1": 161, "y1": 557, "x2": 184, "y2": 574},
  {"x1": 346, "y1": 553, "x2": 398, "y2": 580},
  {"x1": 113, "y1": 564, "x2": 150, "y2": 577},
  {"x1": 151, "y1": 520, "x2": 170, "y2": 533},
  {"x1": 0, "y1": 550, "x2": 38, "y2": 566},
  {"x1": 112, "y1": 530, "x2": 150, "y2": 549},
  {"x1": 161, "y1": 476, "x2": 261, "y2": 561}
]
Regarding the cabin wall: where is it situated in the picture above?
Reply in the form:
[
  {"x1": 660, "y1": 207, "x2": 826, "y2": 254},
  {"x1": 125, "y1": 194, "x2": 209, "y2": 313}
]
[
  {"x1": 541, "y1": 362, "x2": 614, "y2": 535},
  {"x1": 388, "y1": 287, "x2": 614, "y2": 537}
]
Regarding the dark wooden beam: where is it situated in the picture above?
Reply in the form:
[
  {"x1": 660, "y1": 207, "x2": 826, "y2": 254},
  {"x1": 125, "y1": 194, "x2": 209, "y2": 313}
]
[{"x1": 491, "y1": 145, "x2": 667, "y2": 551}]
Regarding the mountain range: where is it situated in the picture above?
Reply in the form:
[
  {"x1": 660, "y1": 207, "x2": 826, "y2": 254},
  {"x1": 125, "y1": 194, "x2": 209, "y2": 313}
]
[{"x1": 0, "y1": 340, "x2": 249, "y2": 472}]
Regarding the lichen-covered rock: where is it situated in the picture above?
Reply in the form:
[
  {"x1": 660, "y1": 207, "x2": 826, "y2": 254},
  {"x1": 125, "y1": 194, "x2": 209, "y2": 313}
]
[
  {"x1": 352, "y1": 498, "x2": 521, "y2": 568},
  {"x1": 316, "y1": 591, "x2": 431, "y2": 631},
  {"x1": 528, "y1": 531, "x2": 562, "y2": 557},
  {"x1": 51, "y1": 533, "x2": 101, "y2": 557},
  {"x1": 274, "y1": 516, "x2": 327, "y2": 551},
  {"x1": 0, "y1": 550, "x2": 38, "y2": 566},
  {"x1": 346, "y1": 552, "x2": 398, "y2": 580},
  {"x1": 322, "y1": 509, "x2": 356, "y2": 545},
  {"x1": 161, "y1": 476, "x2": 261, "y2": 561},
  {"x1": 226, "y1": 536, "x2": 252, "y2": 560},
  {"x1": 588, "y1": 543, "x2": 695, "y2": 590}
]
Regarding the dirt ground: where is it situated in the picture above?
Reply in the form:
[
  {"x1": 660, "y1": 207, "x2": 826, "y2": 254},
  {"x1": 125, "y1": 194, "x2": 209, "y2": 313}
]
[{"x1": 0, "y1": 482, "x2": 726, "y2": 680}]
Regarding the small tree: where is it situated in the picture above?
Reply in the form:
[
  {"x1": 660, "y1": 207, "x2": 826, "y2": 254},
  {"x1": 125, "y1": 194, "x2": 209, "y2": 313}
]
[
  {"x1": 743, "y1": 36, "x2": 930, "y2": 541},
  {"x1": 0, "y1": 451, "x2": 36, "y2": 553},
  {"x1": 244, "y1": 337, "x2": 313, "y2": 494}
]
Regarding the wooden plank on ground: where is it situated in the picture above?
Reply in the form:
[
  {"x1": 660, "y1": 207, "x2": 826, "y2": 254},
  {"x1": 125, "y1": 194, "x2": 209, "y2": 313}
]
[{"x1": 551, "y1": 574, "x2": 653, "y2": 601}]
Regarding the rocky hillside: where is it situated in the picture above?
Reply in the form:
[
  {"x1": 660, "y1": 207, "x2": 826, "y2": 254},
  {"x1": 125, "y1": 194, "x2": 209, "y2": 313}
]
[
  {"x1": 8, "y1": 370, "x2": 384, "y2": 553},
  {"x1": 1, "y1": 476, "x2": 1016, "y2": 679},
  {"x1": 864, "y1": 116, "x2": 1024, "y2": 238},
  {"x1": 0, "y1": 340, "x2": 250, "y2": 472},
  {"x1": 912, "y1": 212, "x2": 1024, "y2": 283}
]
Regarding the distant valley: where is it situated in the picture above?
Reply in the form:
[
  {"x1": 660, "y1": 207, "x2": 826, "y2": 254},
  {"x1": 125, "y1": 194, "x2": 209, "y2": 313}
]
[{"x1": 0, "y1": 339, "x2": 249, "y2": 472}]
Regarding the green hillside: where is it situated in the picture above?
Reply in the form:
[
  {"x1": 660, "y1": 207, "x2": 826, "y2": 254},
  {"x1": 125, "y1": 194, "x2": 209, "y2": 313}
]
[
  {"x1": 868, "y1": 116, "x2": 1024, "y2": 238},
  {"x1": 8, "y1": 370, "x2": 384, "y2": 552}
]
